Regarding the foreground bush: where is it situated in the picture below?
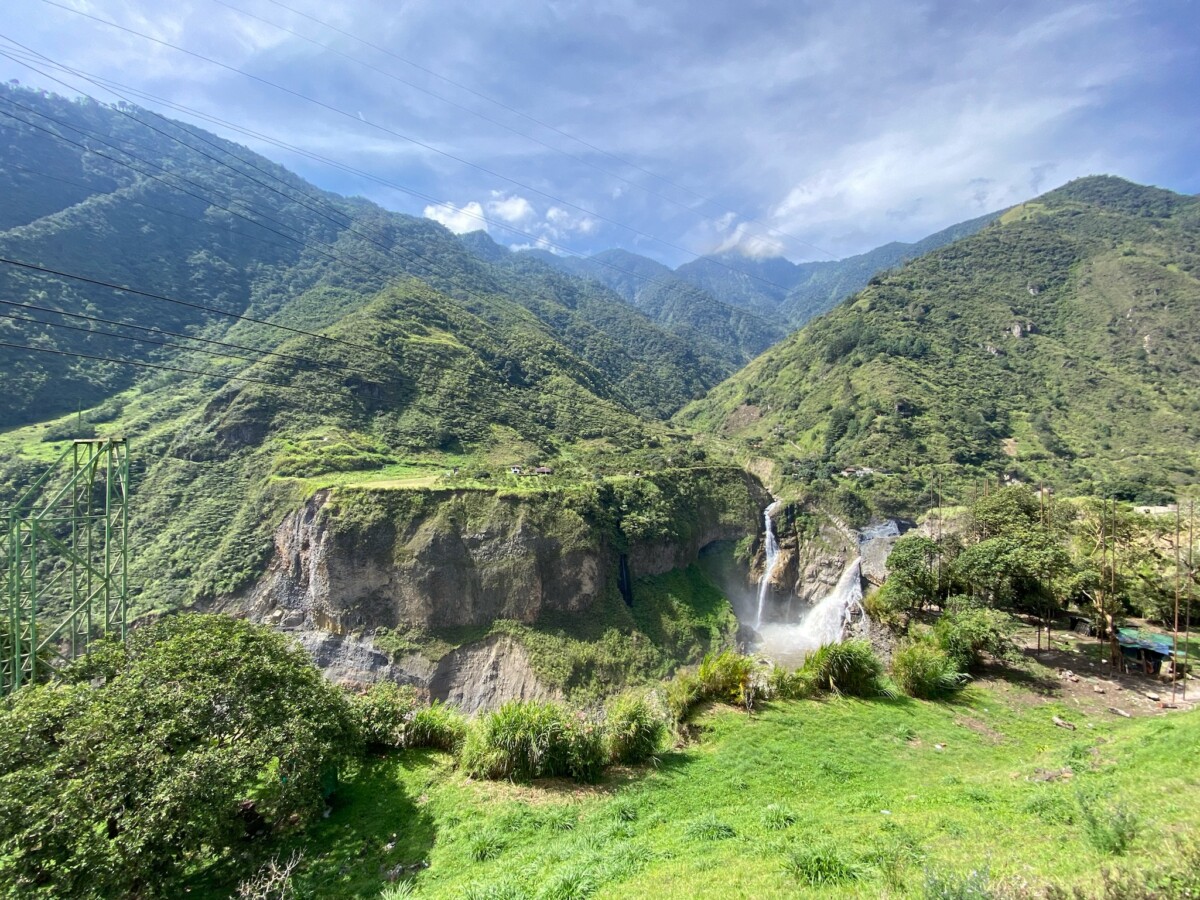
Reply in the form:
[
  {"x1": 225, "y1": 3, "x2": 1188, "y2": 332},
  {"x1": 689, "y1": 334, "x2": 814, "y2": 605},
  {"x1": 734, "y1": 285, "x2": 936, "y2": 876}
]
[
  {"x1": 697, "y1": 650, "x2": 755, "y2": 705},
  {"x1": 892, "y1": 640, "x2": 966, "y2": 699},
  {"x1": 605, "y1": 691, "x2": 668, "y2": 764},
  {"x1": 934, "y1": 602, "x2": 1015, "y2": 671},
  {"x1": 799, "y1": 639, "x2": 887, "y2": 697},
  {"x1": 0, "y1": 614, "x2": 359, "y2": 900},
  {"x1": 460, "y1": 700, "x2": 604, "y2": 783}
]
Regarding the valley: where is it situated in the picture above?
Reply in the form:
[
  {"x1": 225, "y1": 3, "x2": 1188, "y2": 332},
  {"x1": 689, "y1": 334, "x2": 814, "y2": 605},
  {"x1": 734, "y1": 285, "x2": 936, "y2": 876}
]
[{"x1": 1, "y1": 75, "x2": 1198, "y2": 900}]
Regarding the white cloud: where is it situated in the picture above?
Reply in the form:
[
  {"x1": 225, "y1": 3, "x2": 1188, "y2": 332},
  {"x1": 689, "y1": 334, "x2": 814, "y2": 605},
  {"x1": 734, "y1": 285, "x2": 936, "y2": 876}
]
[
  {"x1": 487, "y1": 192, "x2": 534, "y2": 223},
  {"x1": 423, "y1": 201, "x2": 486, "y2": 234}
]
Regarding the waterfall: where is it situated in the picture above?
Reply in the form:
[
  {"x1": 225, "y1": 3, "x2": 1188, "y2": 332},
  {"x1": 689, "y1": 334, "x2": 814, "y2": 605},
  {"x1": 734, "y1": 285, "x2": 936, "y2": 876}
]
[
  {"x1": 795, "y1": 557, "x2": 864, "y2": 647},
  {"x1": 754, "y1": 557, "x2": 865, "y2": 665},
  {"x1": 754, "y1": 502, "x2": 782, "y2": 628}
]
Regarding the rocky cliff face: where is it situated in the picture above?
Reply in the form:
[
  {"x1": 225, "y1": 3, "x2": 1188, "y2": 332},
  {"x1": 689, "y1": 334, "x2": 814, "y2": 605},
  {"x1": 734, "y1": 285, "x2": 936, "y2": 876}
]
[
  {"x1": 763, "y1": 505, "x2": 858, "y2": 603},
  {"x1": 223, "y1": 470, "x2": 766, "y2": 709}
]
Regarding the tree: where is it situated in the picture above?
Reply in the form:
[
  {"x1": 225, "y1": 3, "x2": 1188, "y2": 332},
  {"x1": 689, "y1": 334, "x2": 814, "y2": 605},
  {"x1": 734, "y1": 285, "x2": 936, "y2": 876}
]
[
  {"x1": 0, "y1": 614, "x2": 359, "y2": 899},
  {"x1": 885, "y1": 533, "x2": 940, "y2": 609}
]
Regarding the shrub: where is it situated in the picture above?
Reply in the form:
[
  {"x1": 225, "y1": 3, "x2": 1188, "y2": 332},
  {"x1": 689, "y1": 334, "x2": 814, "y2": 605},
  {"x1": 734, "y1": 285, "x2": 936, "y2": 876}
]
[
  {"x1": 800, "y1": 639, "x2": 886, "y2": 697},
  {"x1": 697, "y1": 650, "x2": 755, "y2": 705},
  {"x1": 0, "y1": 615, "x2": 359, "y2": 900},
  {"x1": 933, "y1": 603, "x2": 1015, "y2": 671},
  {"x1": 604, "y1": 692, "x2": 667, "y2": 765},
  {"x1": 863, "y1": 581, "x2": 909, "y2": 627},
  {"x1": 560, "y1": 716, "x2": 606, "y2": 784},
  {"x1": 892, "y1": 640, "x2": 967, "y2": 699},
  {"x1": 354, "y1": 682, "x2": 420, "y2": 750},
  {"x1": 784, "y1": 844, "x2": 865, "y2": 885}
]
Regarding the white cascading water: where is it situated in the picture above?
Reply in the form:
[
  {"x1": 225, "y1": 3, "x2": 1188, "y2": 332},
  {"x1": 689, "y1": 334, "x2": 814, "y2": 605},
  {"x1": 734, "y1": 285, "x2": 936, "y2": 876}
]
[
  {"x1": 755, "y1": 557, "x2": 865, "y2": 666},
  {"x1": 754, "y1": 502, "x2": 782, "y2": 628}
]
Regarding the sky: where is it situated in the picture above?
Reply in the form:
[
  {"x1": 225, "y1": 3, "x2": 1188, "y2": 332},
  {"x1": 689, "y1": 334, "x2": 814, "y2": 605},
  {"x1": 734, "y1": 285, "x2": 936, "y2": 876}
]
[{"x1": 2, "y1": 0, "x2": 1198, "y2": 267}]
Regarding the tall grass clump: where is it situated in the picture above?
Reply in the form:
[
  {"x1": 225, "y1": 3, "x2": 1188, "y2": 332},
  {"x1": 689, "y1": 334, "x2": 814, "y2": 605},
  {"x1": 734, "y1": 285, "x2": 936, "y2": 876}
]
[
  {"x1": 407, "y1": 702, "x2": 467, "y2": 752},
  {"x1": 799, "y1": 639, "x2": 886, "y2": 697},
  {"x1": 664, "y1": 671, "x2": 702, "y2": 725},
  {"x1": 892, "y1": 640, "x2": 967, "y2": 699},
  {"x1": 460, "y1": 700, "x2": 604, "y2": 783},
  {"x1": 784, "y1": 844, "x2": 866, "y2": 885},
  {"x1": 766, "y1": 665, "x2": 815, "y2": 700},
  {"x1": 922, "y1": 866, "x2": 994, "y2": 898},
  {"x1": 697, "y1": 650, "x2": 755, "y2": 704},
  {"x1": 604, "y1": 691, "x2": 668, "y2": 765},
  {"x1": 1077, "y1": 791, "x2": 1141, "y2": 856}
]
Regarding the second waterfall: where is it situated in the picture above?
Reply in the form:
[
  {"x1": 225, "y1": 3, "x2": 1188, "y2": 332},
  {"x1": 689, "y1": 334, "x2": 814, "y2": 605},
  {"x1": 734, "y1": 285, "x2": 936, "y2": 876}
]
[{"x1": 754, "y1": 501, "x2": 782, "y2": 628}]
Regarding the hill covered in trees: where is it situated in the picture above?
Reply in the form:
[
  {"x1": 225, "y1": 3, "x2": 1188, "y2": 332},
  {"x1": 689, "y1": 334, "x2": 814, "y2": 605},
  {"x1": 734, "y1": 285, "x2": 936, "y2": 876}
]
[
  {"x1": 678, "y1": 176, "x2": 1200, "y2": 511},
  {"x1": 0, "y1": 83, "x2": 737, "y2": 428}
]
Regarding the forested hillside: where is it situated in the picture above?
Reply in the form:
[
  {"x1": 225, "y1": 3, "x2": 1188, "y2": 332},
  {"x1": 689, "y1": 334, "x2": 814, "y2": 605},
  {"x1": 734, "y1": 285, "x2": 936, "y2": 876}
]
[
  {"x1": 0, "y1": 83, "x2": 731, "y2": 427},
  {"x1": 679, "y1": 177, "x2": 1200, "y2": 511},
  {"x1": 514, "y1": 211, "x2": 1000, "y2": 367}
]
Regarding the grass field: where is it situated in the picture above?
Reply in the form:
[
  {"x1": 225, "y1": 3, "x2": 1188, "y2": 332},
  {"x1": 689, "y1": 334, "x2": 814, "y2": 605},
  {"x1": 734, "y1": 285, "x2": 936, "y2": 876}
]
[{"x1": 191, "y1": 658, "x2": 1200, "y2": 899}]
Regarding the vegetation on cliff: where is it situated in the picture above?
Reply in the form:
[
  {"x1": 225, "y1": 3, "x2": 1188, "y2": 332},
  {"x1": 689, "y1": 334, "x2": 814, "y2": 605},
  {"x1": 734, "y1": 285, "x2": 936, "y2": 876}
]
[{"x1": 679, "y1": 176, "x2": 1200, "y2": 513}]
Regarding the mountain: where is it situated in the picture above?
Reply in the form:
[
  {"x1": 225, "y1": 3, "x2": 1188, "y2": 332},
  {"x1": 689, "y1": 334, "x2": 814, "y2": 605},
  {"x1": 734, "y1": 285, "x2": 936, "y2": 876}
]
[
  {"x1": 0, "y1": 84, "x2": 759, "y2": 615},
  {"x1": 0, "y1": 84, "x2": 731, "y2": 427},
  {"x1": 678, "y1": 176, "x2": 1200, "y2": 511},
  {"x1": 509, "y1": 212, "x2": 1000, "y2": 367}
]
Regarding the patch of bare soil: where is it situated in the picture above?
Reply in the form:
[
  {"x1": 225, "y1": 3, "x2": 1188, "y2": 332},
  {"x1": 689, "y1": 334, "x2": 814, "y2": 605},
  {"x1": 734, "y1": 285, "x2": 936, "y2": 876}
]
[{"x1": 977, "y1": 621, "x2": 1197, "y2": 719}]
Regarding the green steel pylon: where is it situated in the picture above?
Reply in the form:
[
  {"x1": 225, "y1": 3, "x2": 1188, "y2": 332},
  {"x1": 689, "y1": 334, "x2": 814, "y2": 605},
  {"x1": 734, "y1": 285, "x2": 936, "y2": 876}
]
[{"x1": 2, "y1": 438, "x2": 129, "y2": 694}]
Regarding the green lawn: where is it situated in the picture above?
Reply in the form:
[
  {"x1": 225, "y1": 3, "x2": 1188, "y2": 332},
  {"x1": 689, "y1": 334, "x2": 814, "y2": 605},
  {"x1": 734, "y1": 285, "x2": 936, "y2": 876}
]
[{"x1": 194, "y1": 675, "x2": 1200, "y2": 898}]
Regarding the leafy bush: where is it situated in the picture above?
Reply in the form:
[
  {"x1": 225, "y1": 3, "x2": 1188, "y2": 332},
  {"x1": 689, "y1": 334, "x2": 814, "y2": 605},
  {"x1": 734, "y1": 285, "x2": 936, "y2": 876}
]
[
  {"x1": 800, "y1": 639, "x2": 886, "y2": 697},
  {"x1": 460, "y1": 701, "x2": 603, "y2": 783},
  {"x1": 354, "y1": 685, "x2": 465, "y2": 752},
  {"x1": 604, "y1": 692, "x2": 667, "y2": 765},
  {"x1": 863, "y1": 580, "x2": 910, "y2": 627},
  {"x1": 892, "y1": 640, "x2": 967, "y2": 699},
  {"x1": 0, "y1": 615, "x2": 358, "y2": 899},
  {"x1": 933, "y1": 603, "x2": 1015, "y2": 671},
  {"x1": 697, "y1": 650, "x2": 755, "y2": 705},
  {"x1": 784, "y1": 844, "x2": 866, "y2": 885},
  {"x1": 354, "y1": 682, "x2": 421, "y2": 750}
]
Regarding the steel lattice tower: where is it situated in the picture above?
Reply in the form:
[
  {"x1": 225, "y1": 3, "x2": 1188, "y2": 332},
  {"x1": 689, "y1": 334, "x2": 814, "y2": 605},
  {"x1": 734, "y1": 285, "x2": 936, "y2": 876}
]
[{"x1": 2, "y1": 438, "x2": 129, "y2": 694}]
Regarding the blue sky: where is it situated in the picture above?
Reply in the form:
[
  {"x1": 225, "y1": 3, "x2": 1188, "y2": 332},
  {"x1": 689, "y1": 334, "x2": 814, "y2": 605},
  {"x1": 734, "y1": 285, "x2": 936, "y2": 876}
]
[{"x1": 3, "y1": 0, "x2": 1198, "y2": 266}]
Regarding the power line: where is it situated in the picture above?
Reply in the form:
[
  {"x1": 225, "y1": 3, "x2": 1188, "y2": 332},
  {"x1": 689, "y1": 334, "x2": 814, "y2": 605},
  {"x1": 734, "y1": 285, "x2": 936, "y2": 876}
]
[
  {"x1": 209, "y1": 0, "x2": 833, "y2": 262},
  {"x1": 36, "y1": 0, "x2": 814, "y2": 295},
  {"x1": 0, "y1": 296, "x2": 357, "y2": 376},
  {"x1": 0, "y1": 256, "x2": 391, "y2": 360},
  {"x1": 0, "y1": 44, "x2": 783, "y2": 329},
  {"x1": 0, "y1": 60, "x2": 782, "y2": 335},
  {"x1": 0, "y1": 307, "x2": 374, "y2": 383},
  {"x1": 0, "y1": 93, "x2": 389, "y2": 285},
  {"x1": 0, "y1": 338, "x2": 345, "y2": 395},
  {"x1": 256, "y1": 0, "x2": 838, "y2": 260}
]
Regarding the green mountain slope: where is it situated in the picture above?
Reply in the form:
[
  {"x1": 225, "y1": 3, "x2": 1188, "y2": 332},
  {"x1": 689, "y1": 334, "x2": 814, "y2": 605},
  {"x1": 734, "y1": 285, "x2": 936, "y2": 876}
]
[
  {"x1": 678, "y1": 177, "x2": 1200, "y2": 506},
  {"x1": 0, "y1": 84, "x2": 729, "y2": 426},
  {"x1": 516, "y1": 214, "x2": 999, "y2": 367}
]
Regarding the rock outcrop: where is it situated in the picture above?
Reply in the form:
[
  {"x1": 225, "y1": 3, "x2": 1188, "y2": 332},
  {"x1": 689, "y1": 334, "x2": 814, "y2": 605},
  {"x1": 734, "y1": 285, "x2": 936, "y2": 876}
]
[{"x1": 221, "y1": 470, "x2": 766, "y2": 709}]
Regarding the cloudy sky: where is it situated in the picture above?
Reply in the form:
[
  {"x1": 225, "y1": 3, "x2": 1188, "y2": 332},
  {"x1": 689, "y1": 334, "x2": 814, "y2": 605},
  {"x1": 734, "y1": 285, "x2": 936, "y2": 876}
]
[{"x1": 3, "y1": 0, "x2": 1198, "y2": 265}]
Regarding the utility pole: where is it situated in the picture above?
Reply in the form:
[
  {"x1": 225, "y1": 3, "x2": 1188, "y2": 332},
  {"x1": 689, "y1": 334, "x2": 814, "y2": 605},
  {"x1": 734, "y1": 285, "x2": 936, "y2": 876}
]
[{"x1": 2, "y1": 438, "x2": 129, "y2": 695}]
